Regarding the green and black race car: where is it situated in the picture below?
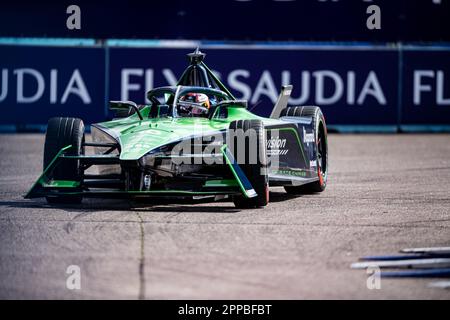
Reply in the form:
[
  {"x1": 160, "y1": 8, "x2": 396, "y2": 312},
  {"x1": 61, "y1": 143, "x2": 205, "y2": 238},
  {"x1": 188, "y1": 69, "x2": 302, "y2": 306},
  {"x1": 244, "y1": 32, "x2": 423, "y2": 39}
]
[{"x1": 25, "y1": 49, "x2": 328, "y2": 208}]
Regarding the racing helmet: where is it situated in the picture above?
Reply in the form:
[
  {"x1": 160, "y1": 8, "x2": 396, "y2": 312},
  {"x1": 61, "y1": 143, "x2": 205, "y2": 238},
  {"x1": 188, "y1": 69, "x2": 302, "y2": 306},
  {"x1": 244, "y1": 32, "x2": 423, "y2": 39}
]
[
  {"x1": 179, "y1": 92, "x2": 211, "y2": 116},
  {"x1": 180, "y1": 93, "x2": 210, "y2": 108}
]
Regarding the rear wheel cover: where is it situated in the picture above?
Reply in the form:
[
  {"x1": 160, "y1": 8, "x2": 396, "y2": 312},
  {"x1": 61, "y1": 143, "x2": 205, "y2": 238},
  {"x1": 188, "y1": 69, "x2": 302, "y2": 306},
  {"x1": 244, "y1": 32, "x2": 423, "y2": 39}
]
[{"x1": 282, "y1": 106, "x2": 328, "y2": 194}]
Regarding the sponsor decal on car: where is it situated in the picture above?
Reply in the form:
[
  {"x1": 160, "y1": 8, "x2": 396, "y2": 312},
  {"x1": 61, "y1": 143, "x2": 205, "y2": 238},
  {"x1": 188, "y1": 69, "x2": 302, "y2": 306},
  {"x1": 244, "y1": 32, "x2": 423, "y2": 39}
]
[
  {"x1": 303, "y1": 127, "x2": 315, "y2": 145},
  {"x1": 273, "y1": 169, "x2": 308, "y2": 177},
  {"x1": 266, "y1": 137, "x2": 288, "y2": 156}
]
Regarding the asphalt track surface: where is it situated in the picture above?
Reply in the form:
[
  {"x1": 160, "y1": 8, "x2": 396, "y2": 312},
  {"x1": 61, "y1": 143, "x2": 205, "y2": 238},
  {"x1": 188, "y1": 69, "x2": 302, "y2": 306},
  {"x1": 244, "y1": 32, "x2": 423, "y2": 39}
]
[{"x1": 0, "y1": 134, "x2": 449, "y2": 299}]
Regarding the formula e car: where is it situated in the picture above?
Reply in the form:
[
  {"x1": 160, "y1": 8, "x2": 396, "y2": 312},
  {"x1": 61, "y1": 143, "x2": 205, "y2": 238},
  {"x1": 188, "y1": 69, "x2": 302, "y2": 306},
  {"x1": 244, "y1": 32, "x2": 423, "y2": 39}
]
[{"x1": 25, "y1": 49, "x2": 328, "y2": 208}]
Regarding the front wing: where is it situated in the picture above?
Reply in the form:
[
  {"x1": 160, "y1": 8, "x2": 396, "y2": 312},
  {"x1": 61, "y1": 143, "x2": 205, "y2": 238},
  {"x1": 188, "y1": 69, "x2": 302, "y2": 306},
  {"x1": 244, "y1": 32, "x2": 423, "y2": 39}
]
[{"x1": 25, "y1": 144, "x2": 257, "y2": 200}]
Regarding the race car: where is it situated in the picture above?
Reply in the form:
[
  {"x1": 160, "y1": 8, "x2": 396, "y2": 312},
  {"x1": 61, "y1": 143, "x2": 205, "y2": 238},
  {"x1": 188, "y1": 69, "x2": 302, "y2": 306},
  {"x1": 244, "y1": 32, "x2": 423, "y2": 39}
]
[{"x1": 25, "y1": 48, "x2": 328, "y2": 208}]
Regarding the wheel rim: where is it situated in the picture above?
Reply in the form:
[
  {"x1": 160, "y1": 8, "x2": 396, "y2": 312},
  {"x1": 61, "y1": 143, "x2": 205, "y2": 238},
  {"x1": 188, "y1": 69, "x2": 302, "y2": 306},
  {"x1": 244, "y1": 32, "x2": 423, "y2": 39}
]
[{"x1": 317, "y1": 125, "x2": 327, "y2": 182}]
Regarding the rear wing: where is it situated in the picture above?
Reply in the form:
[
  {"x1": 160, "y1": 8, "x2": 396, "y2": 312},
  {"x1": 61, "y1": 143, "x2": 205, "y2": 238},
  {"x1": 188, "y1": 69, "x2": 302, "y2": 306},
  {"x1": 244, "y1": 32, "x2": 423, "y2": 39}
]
[{"x1": 269, "y1": 85, "x2": 293, "y2": 119}]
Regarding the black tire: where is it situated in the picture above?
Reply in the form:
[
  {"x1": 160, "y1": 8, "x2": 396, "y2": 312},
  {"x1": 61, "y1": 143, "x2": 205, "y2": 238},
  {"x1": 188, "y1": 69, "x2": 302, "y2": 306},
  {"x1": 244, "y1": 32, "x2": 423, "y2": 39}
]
[
  {"x1": 281, "y1": 106, "x2": 328, "y2": 194},
  {"x1": 44, "y1": 117, "x2": 85, "y2": 204},
  {"x1": 228, "y1": 120, "x2": 269, "y2": 208}
]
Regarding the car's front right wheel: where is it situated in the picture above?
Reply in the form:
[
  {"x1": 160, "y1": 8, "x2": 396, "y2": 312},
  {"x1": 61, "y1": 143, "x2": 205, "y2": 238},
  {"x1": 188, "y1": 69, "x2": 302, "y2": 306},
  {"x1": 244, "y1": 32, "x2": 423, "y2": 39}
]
[
  {"x1": 43, "y1": 117, "x2": 85, "y2": 204},
  {"x1": 228, "y1": 119, "x2": 269, "y2": 209}
]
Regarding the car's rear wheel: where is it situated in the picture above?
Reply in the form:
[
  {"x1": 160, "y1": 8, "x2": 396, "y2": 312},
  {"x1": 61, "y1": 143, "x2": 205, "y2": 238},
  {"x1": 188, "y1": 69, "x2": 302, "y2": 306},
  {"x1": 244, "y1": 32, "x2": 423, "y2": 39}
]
[
  {"x1": 229, "y1": 120, "x2": 269, "y2": 208},
  {"x1": 44, "y1": 117, "x2": 85, "y2": 204},
  {"x1": 281, "y1": 106, "x2": 328, "y2": 194}
]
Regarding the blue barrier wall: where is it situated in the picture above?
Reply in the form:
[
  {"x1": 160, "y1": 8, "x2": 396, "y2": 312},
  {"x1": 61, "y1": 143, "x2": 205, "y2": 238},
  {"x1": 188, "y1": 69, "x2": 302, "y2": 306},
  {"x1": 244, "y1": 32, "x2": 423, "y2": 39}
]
[
  {"x1": 401, "y1": 49, "x2": 450, "y2": 130},
  {"x1": 1, "y1": 45, "x2": 106, "y2": 128},
  {"x1": 1, "y1": 42, "x2": 450, "y2": 132}
]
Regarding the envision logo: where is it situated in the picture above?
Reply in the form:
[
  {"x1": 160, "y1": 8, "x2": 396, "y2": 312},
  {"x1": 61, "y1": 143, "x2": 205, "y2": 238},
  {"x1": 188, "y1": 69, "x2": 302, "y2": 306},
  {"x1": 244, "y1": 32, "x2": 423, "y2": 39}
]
[
  {"x1": 266, "y1": 137, "x2": 287, "y2": 149},
  {"x1": 266, "y1": 137, "x2": 288, "y2": 156},
  {"x1": 0, "y1": 68, "x2": 91, "y2": 104}
]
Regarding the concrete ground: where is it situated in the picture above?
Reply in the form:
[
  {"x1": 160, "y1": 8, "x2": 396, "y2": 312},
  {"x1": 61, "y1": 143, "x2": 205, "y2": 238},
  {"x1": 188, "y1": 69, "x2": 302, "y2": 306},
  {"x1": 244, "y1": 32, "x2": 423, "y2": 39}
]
[{"x1": 0, "y1": 133, "x2": 449, "y2": 299}]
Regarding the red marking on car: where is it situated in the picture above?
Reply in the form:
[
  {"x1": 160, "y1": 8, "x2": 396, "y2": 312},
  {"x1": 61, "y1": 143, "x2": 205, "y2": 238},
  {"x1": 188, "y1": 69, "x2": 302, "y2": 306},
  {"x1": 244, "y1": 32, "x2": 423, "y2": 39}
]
[{"x1": 318, "y1": 167, "x2": 324, "y2": 186}]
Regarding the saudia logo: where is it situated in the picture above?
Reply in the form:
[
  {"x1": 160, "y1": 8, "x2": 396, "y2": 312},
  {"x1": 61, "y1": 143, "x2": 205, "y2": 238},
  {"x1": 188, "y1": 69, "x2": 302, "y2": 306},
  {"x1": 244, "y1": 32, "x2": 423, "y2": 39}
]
[
  {"x1": 266, "y1": 137, "x2": 288, "y2": 156},
  {"x1": 0, "y1": 69, "x2": 91, "y2": 104}
]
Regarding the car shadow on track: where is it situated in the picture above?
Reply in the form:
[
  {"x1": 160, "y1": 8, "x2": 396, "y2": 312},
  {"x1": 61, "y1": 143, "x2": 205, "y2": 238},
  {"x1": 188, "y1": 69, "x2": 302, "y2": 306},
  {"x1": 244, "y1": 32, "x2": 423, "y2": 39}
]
[
  {"x1": 268, "y1": 190, "x2": 303, "y2": 203},
  {"x1": 0, "y1": 191, "x2": 301, "y2": 214},
  {"x1": 0, "y1": 198, "x2": 240, "y2": 213}
]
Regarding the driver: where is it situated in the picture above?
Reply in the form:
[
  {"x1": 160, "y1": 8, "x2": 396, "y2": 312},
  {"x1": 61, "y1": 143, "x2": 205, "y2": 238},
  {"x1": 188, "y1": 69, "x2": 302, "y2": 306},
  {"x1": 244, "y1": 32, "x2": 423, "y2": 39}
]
[{"x1": 178, "y1": 93, "x2": 211, "y2": 116}]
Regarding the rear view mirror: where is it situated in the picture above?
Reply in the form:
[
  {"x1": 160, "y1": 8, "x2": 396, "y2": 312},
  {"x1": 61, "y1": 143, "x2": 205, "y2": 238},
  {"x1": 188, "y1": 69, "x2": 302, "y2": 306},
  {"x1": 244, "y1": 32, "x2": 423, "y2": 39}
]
[
  {"x1": 157, "y1": 104, "x2": 170, "y2": 117},
  {"x1": 149, "y1": 104, "x2": 170, "y2": 118},
  {"x1": 109, "y1": 101, "x2": 143, "y2": 120}
]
